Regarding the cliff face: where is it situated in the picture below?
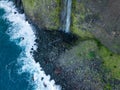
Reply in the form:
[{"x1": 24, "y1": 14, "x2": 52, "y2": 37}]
[
  {"x1": 22, "y1": 0, "x2": 60, "y2": 30},
  {"x1": 72, "y1": 0, "x2": 120, "y2": 53},
  {"x1": 21, "y1": 0, "x2": 120, "y2": 54}
]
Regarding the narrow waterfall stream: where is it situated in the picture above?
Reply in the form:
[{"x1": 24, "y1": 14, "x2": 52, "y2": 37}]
[
  {"x1": 65, "y1": 0, "x2": 72, "y2": 33},
  {"x1": 61, "y1": 0, "x2": 72, "y2": 33}
]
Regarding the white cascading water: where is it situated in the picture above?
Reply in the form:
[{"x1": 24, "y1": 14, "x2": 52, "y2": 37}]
[
  {"x1": 0, "y1": 0, "x2": 61, "y2": 90},
  {"x1": 65, "y1": 0, "x2": 72, "y2": 33}
]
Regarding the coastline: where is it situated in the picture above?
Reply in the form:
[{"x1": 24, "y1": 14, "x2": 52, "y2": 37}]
[
  {"x1": 11, "y1": 0, "x2": 120, "y2": 90},
  {"x1": 12, "y1": 1, "x2": 105, "y2": 90},
  {"x1": 13, "y1": 1, "x2": 78, "y2": 89},
  {"x1": 2, "y1": 0, "x2": 62, "y2": 89},
  {"x1": 32, "y1": 23, "x2": 78, "y2": 90}
]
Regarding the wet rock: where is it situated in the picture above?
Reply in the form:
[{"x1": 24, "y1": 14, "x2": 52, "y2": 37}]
[
  {"x1": 14, "y1": 12, "x2": 17, "y2": 14},
  {"x1": 33, "y1": 28, "x2": 77, "y2": 90},
  {"x1": 14, "y1": 0, "x2": 24, "y2": 13},
  {"x1": 43, "y1": 82, "x2": 47, "y2": 87},
  {"x1": 41, "y1": 77, "x2": 44, "y2": 80},
  {"x1": 54, "y1": 67, "x2": 61, "y2": 75}
]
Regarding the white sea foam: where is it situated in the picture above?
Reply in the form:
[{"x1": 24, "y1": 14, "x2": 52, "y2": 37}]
[{"x1": 0, "y1": 1, "x2": 61, "y2": 90}]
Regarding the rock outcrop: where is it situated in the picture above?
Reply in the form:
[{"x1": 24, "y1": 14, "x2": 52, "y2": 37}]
[
  {"x1": 13, "y1": 0, "x2": 24, "y2": 13},
  {"x1": 22, "y1": 0, "x2": 60, "y2": 30},
  {"x1": 72, "y1": 0, "x2": 120, "y2": 53},
  {"x1": 21, "y1": 0, "x2": 120, "y2": 53}
]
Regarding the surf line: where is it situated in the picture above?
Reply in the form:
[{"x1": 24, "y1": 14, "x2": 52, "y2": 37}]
[{"x1": 0, "y1": 0, "x2": 61, "y2": 90}]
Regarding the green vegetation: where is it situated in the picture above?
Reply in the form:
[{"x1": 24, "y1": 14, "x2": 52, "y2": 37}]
[
  {"x1": 98, "y1": 45, "x2": 120, "y2": 80},
  {"x1": 76, "y1": 40, "x2": 98, "y2": 60},
  {"x1": 22, "y1": 0, "x2": 35, "y2": 16},
  {"x1": 74, "y1": 38, "x2": 120, "y2": 89},
  {"x1": 69, "y1": 32, "x2": 120, "y2": 81},
  {"x1": 60, "y1": 40, "x2": 98, "y2": 67},
  {"x1": 46, "y1": 0, "x2": 60, "y2": 30},
  {"x1": 71, "y1": 1, "x2": 94, "y2": 38},
  {"x1": 104, "y1": 84, "x2": 112, "y2": 90},
  {"x1": 22, "y1": 0, "x2": 61, "y2": 30}
]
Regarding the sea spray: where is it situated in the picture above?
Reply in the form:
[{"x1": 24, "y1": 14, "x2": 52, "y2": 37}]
[{"x1": 0, "y1": 1, "x2": 61, "y2": 90}]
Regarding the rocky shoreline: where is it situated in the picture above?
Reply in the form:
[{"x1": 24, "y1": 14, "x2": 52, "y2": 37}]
[
  {"x1": 31, "y1": 23, "x2": 120, "y2": 90},
  {"x1": 13, "y1": 1, "x2": 79, "y2": 89},
  {"x1": 32, "y1": 24, "x2": 78, "y2": 90}
]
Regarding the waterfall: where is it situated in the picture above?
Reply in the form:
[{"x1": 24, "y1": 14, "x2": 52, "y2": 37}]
[
  {"x1": 65, "y1": 0, "x2": 72, "y2": 33},
  {"x1": 61, "y1": 0, "x2": 72, "y2": 33}
]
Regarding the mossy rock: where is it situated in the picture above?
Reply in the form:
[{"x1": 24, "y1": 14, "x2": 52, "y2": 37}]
[
  {"x1": 71, "y1": 0, "x2": 120, "y2": 53},
  {"x1": 57, "y1": 37, "x2": 120, "y2": 89},
  {"x1": 57, "y1": 40, "x2": 104, "y2": 89},
  {"x1": 71, "y1": 0, "x2": 94, "y2": 39},
  {"x1": 22, "y1": 0, "x2": 61, "y2": 30},
  {"x1": 59, "y1": 40, "x2": 98, "y2": 67},
  {"x1": 98, "y1": 46, "x2": 120, "y2": 80}
]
